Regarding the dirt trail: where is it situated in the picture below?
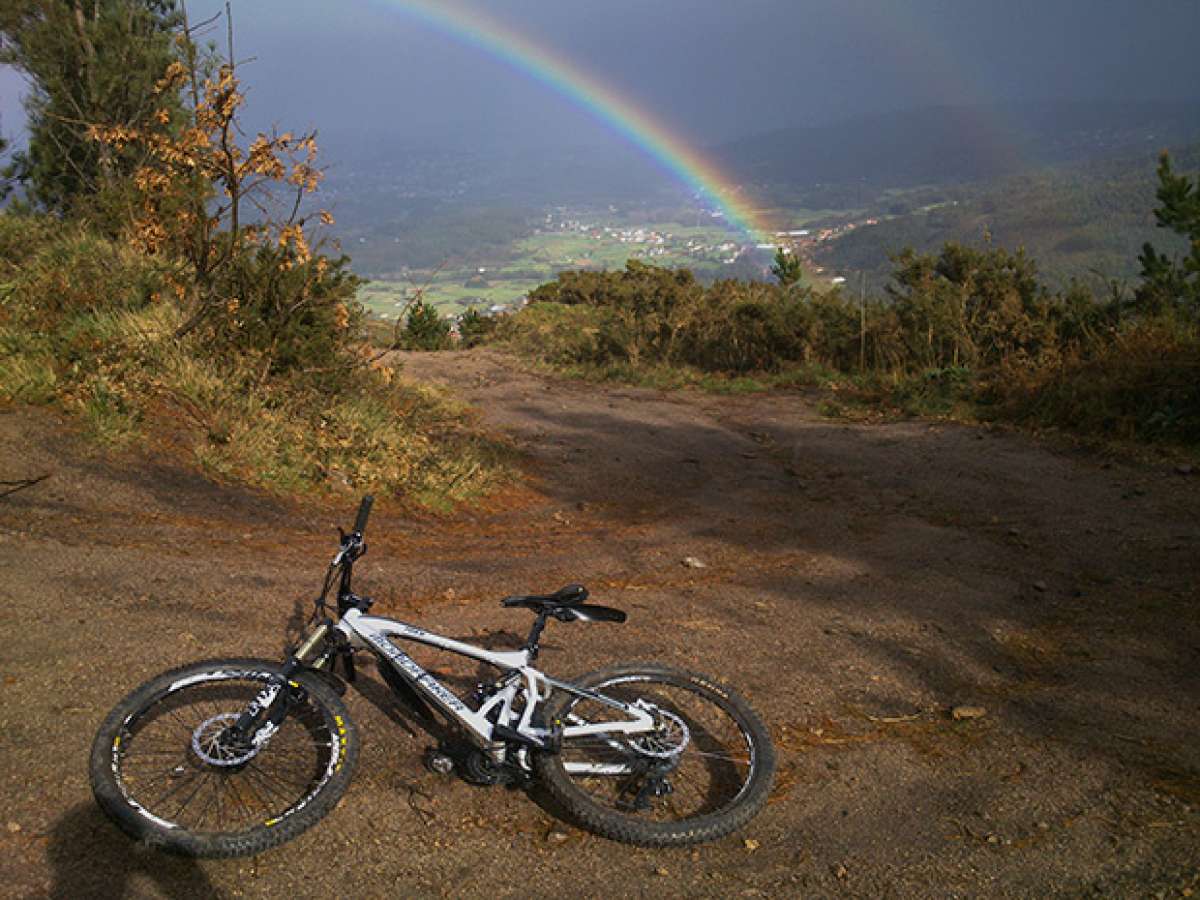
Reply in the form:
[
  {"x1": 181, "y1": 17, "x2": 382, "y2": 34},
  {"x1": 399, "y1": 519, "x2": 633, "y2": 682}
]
[{"x1": 1, "y1": 348, "x2": 1198, "y2": 898}]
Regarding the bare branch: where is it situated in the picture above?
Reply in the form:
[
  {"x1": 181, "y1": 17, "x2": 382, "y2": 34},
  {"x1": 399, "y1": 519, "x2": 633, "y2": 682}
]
[
  {"x1": 0, "y1": 474, "x2": 51, "y2": 499},
  {"x1": 183, "y1": 11, "x2": 223, "y2": 37},
  {"x1": 225, "y1": 1, "x2": 234, "y2": 69}
]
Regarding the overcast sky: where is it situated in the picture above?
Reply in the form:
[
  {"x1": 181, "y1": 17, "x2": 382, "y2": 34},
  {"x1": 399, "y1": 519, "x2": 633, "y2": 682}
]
[{"x1": 4, "y1": 0, "x2": 1200, "y2": 157}]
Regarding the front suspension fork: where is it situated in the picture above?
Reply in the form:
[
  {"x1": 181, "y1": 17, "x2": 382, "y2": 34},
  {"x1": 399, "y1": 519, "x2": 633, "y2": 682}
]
[{"x1": 230, "y1": 620, "x2": 332, "y2": 743}]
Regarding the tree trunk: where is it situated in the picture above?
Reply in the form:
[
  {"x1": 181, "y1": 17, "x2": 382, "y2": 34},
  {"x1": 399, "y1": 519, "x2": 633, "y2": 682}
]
[{"x1": 72, "y1": 1, "x2": 114, "y2": 186}]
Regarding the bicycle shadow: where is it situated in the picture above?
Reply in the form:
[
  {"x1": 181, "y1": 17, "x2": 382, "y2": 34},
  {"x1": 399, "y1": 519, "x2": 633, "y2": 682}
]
[
  {"x1": 348, "y1": 629, "x2": 534, "y2": 749},
  {"x1": 352, "y1": 663, "x2": 448, "y2": 742},
  {"x1": 46, "y1": 802, "x2": 223, "y2": 900}
]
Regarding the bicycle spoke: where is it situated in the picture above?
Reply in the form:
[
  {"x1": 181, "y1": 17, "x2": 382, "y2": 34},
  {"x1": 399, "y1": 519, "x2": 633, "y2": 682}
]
[
  {"x1": 242, "y1": 764, "x2": 294, "y2": 811},
  {"x1": 544, "y1": 672, "x2": 769, "y2": 831},
  {"x1": 192, "y1": 775, "x2": 223, "y2": 831},
  {"x1": 223, "y1": 771, "x2": 256, "y2": 827},
  {"x1": 109, "y1": 669, "x2": 345, "y2": 845},
  {"x1": 151, "y1": 768, "x2": 202, "y2": 810},
  {"x1": 173, "y1": 770, "x2": 213, "y2": 823},
  {"x1": 252, "y1": 753, "x2": 316, "y2": 793},
  {"x1": 233, "y1": 765, "x2": 272, "y2": 815}
]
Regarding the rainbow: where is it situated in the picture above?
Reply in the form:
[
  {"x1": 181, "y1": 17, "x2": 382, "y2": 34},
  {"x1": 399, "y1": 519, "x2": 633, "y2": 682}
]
[{"x1": 370, "y1": 0, "x2": 772, "y2": 241}]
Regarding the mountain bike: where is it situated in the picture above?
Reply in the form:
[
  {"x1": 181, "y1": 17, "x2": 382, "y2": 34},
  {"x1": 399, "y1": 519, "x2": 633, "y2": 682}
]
[{"x1": 90, "y1": 497, "x2": 776, "y2": 858}]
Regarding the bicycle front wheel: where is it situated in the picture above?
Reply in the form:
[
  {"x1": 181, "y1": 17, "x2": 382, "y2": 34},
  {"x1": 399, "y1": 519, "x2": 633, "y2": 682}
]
[
  {"x1": 89, "y1": 658, "x2": 358, "y2": 858},
  {"x1": 535, "y1": 663, "x2": 775, "y2": 846}
]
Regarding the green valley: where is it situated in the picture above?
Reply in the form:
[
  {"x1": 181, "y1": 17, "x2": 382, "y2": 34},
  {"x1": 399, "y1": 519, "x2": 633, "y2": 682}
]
[{"x1": 354, "y1": 215, "x2": 776, "y2": 319}]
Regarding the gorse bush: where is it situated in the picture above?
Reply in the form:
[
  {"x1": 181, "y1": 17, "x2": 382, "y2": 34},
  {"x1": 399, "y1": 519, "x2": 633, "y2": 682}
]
[
  {"x1": 985, "y1": 319, "x2": 1200, "y2": 442},
  {"x1": 517, "y1": 261, "x2": 818, "y2": 373},
  {"x1": 886, "y1": 244, "x2": 1055, "y2": 369},
  {"x1": 0, "y1": 213, "x2": 59, "y2": 268},
  {"x1": 504, "y1": 248, "x2": 1108, "y2": 377},
  {"x1": 497, "y1": 301, "x2": 607, "y2": 367},
  {"x1": 201, "y1": 243, "x2": 363, "y2": 380},
  {"x1": 0, "y1": 223, "x2": 166, "y2": 330}
]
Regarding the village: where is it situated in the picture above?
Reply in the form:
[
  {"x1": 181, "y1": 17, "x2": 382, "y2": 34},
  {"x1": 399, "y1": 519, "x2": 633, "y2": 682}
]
[{"x1": 539, "y1": 209, "x2": 750, "y2": 265}]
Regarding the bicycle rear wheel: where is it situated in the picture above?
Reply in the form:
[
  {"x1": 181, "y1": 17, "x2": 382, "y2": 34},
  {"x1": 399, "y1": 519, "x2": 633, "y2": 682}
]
[
  {"x1": 535, "y1": 663, "x2": 774, "y2": 846},
  {"x1": 89, "y1": 658, "x2": 358, "y2": 858}
]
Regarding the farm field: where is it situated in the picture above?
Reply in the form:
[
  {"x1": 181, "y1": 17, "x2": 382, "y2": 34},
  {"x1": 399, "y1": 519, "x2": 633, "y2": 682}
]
[
  {"x1": 348, "y1": 196, "x2": 887, "y2": 321},
  {"x1": 355, "y1": 220, "x2": 756, "y2": 318}
]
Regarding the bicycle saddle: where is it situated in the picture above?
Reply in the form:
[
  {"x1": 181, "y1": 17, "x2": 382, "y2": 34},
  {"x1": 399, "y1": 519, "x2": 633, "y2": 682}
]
[
  {"x1": 504, "y1": 583, "x2": 588, "y2": 607},
  {"x1": 501, "y1": 584, "x2": 626, "y2": 623}
]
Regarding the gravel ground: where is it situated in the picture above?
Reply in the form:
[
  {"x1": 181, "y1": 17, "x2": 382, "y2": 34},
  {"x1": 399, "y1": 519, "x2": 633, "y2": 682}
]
[{"x1": 0, "y1": 348, "x2": 1197, "y2": 898}]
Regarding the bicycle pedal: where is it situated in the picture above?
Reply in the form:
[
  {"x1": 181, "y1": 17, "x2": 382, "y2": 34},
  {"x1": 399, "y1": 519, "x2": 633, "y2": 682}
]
[
  {"x1": 463, "y1": 750, "x2": 514, "y2": 786},
  {"x1": 424, "y1": 750, "x2": 455, "y2": 776}
]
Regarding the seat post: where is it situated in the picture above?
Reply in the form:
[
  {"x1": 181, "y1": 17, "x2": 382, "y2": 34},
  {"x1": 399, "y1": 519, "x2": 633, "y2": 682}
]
[{"x1": 524, "y1": 612, "x2": 550, "y2": 661}]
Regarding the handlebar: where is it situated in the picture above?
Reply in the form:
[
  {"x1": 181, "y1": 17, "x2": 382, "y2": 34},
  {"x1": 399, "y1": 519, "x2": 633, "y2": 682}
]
[
  {"x1": 312, "y1": 496, "x2": 377, "y2": 620},
  {"x1": 330, "y1": 496, "x2": 373, "y2": 570},
  {"x1": 353, "y1": 495, "x2": 374, "y2": 535}
]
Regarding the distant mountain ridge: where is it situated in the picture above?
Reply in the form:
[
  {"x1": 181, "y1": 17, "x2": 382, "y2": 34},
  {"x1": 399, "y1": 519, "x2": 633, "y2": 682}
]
[{"x1": 718, "y1": 101, "x2": 1200, "y2": 188}]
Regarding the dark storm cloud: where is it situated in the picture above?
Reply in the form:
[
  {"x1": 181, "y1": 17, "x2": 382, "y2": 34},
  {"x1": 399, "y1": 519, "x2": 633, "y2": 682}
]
[{"x1": 4, "y1": 1, "x2": 1199, "y2": 152}]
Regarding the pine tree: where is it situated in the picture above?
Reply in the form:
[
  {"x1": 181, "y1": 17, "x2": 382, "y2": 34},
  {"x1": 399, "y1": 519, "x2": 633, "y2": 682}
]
[
  {"x1": 401, "y1": 299, "x2": 451, "y2": 350},
  {"x1": 770, "y1": 246, "x2": 804, "y2": 287},
  {"x1": 0, "y1": 0, "x2": 180, "y2": 215},
  {"x1": 1136, "y1": 152, "x2": 1200, "y2": 314}
]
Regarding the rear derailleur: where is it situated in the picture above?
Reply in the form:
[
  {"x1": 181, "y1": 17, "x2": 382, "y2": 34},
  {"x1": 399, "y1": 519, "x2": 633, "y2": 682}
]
[{"x1": 625, "y1": 759, "x2": 676, "y2": 811}]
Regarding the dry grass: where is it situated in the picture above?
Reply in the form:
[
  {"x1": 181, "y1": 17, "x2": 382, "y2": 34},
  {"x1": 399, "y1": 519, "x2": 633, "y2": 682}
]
[
  {"x1": 986, "y1": 320, "x2": 1200, "y2": 443},
  {"x1": 1, "y1": 285, "x2": 512, "y2": 506},
  {"x1": 0, "y1": 214, "x2": 513, "y2": 505}
]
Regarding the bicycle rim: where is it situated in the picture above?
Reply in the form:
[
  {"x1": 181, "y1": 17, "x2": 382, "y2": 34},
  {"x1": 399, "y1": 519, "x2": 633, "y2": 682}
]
[
  {"x1": 109, "y1": 668, "x2": 343, "y2": 835},
  {"x1": 555, "y1": 673, "x2": 760, "y2": 823}
]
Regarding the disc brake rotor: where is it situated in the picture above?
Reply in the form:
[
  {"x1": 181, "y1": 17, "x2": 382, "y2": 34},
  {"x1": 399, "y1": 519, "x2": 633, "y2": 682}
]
[
  {"x1": 191, "y1": 712, "x2": 260, "y2": 767},
  {"x1": 630, "y1": 708, "x2": 690, "y2": 759}
]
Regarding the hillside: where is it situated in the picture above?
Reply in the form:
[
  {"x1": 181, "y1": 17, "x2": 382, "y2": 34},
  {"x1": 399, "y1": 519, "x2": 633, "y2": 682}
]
[
  {"x1": 817, "y1": 144, "x2": 1200, "y2": 290},
  {"x1": 326, "y1": 102, "x2": 1200, "y2": 293},
  {"x1": 721, "y1": 101, "x2": 1200, "y2": 190}
]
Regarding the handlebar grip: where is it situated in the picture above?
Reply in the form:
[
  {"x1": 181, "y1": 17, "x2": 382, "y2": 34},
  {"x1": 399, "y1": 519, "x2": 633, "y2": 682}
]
[{"x1": 353, "y1": 495, "x2": 374, "y2": 535}]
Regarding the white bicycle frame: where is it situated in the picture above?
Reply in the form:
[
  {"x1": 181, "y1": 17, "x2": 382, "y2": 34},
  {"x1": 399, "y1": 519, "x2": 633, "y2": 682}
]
[{"x1": 334, "y1": 607, "x2": 657, "y2": 773}]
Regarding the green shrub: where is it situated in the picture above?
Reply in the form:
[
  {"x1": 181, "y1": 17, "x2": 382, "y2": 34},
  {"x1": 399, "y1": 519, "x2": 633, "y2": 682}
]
[
  {"x1": 675, "y1": 280, "x2": 799, "y2": 372},
  {"x1": 2, "y1": 221, "x2": 164, "y2": 329},
  {"x1": 203, "y1": 244, "x2": 363, "y2": 379},
  {"x1": 0, "y1": 327, "x2": 57, "y2": 404},
  {"x1": 886, "y1": 243, "x2": 1061, "y2": 370},
  {"x1": 457, "y1": 307, "x2": 497, "y2": 348},
  {"x1": 0, "y1": 213, "x2": 60, "y2": 274},
  {"x1": 495, "y1": 301, "x2": 606, "y2": 365},
  {"x1": 399, "y1": 299, "x2": 451, "y2": 351}
]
